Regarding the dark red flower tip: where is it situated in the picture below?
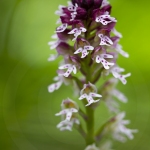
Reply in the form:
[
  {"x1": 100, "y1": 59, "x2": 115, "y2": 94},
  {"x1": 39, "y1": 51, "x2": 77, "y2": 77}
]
[{"x1": 72, "y1": 0, "x2": 103, "y2": 10}]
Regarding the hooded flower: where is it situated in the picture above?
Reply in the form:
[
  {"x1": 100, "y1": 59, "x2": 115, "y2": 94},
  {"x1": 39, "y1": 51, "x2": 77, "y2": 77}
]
[{"x1": 79, "y1": 82, "x2": 102, "y2": 106}]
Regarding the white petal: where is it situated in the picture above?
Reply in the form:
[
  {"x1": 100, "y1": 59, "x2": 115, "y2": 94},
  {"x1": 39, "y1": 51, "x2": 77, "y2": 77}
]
[
  {"x1": 112, "y1": 28, "x2": 123, "y2": 38},
  {"x1": 84, "y1": 45, "x2": 94, "y2": 50},
  {"x1": 59, "y1": 64, "x2": 71, "y2": 69},
  {"x1": 55, "y1": 109, "x2": 68, "y2": 116},
  {"x1": 66, "y1": 111, "x2": 72, "y2": 121},
  {"x1": 96, "y1": 55, "x2": 101, "y2": 63},
  {"x1": 48, "y1": 81, "x2": 62, "y2": 93},
  {"x1": 81, "y1": 50, "x2": 89, "y2": 58},
  {"x1": 112, "y1": 89, "x2": 128, "y2": 103},
  {"x1": 74, "y1": 47, "x2": 83, "y2": 54},
  {"x1": 79, "y1": 94, "x2": 87, "y2": 100},
  {"x1": 70, "y1": 108, "x2": 78, "y2": 113},
  {"x1": 100, "y1": 54, "x2": 113, "y2": 58},
  {"x1": 90, "y1": 92, "x2": 102, "y2": 98},
  {"x1": 63, "y1": 67, "x2": 73, "y2": 77},
  {"x1": 116, "y1": 44, "x2": 129, "y2": 58},
  {"x1": 56, "y1": 23, "x2": 67, "y2": 33},
  {"x1": 48, "y1": 54, "x2": 58, "y2": 61},
  {"x1": 80, "y1": 27, "x2": 87, "y2": 32},
  {"x1": 72, "y1": 65, "x2": 77, "y2": 74},
  {"x1": 68, "y1": 28, "x2": 78, "y2": 34},
  {"x1": 104, "y1": 36, "x2": 113, "y2": 45}
]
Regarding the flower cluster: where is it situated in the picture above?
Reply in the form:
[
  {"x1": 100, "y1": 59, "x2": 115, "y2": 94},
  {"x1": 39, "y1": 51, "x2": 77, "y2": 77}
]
[{"x1": 48, "y1": 0, "x2": 137, "y2": 149}]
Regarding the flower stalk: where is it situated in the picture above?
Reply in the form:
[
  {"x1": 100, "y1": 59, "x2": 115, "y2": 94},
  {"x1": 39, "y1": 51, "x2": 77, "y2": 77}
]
[{"x1": 47, "y1": 0, "x2": 137, "y2": 149}]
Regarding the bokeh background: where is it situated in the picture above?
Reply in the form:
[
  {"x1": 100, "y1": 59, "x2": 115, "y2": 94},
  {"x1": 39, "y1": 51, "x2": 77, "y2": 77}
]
[{"x1": 0, "y1": 0, "x2": 150, "y2": 149}]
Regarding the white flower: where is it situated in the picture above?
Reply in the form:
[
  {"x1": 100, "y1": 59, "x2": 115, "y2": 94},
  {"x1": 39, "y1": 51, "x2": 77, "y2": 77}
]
[
  {"x1": 85, "y1": 144, "x2": 99, "y2": 150},
  {"x1": 99, "y1": 141, "x2": 113, "y2": 150},
  {"x1": 57, "y1": 118, "x2": 80, "y2": 131},
  {"x1": 59, "y1": 63, "x2": 77, "y2": 77},
  {"x1": 74, "y1": 45, "x2": 94, "y2": 58},
  {"x1": 48, "y1": 54, "x2": 58, "y2": 61},
  {"x1": 67, "y1": 2, "x2": 78, "y2": 21},
  {"x1": 56, "y1": 23, "x2": 68, "y2": 33},
  {"x1": 68, "y1": 27, "x2": 87, "y2": 41},
  {"x1": 79, "y1": 82, "x2": 102, "y2": 106},
  {"x1": 115, "y1": 44, "x2": 129, "y2": 58},
  {"x1": 112, "y1": 28, "x2": 122, "y2": 38},
  {"x1": 101, "y1": 0, "x2": 109, "y2": 8},
  {"x1": 55, "y1": 5, "x2": 65, "y2": 16},
  {"x1": 95, "y1": 53, "x2": 114, "y2": 69},
  {"x1": 48, "y1": 76, "x2": 63, "y2": 93},
  {"x1": 110, "y1": 66, "x2": 131, "y2": 84},
  {"x1": 55, "y1": 108, "x2": 78, "y2": 121},
  {"x1": 111, "y1": 112, "x2": 138, "y2": 142},
  {"x1": 96, "y1": 12, "x2": 117, "y2": 25},
  {"x1": 98, "y1": 34, "x2": 113, "y2": 46}
]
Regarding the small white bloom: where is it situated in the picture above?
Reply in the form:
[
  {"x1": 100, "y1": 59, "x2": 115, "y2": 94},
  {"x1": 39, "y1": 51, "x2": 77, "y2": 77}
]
[
  {"x1": 111, "y1": 112, "x2": 138, "y2": 142},
  {"x1": 67, "y1": 2, "x2": 78, "y2": 21},
  {"x1": 110, "y1": 66, "x2": 131, "y2": 84},
  {"x1": 85, "y1": 143, "x2": 99, "y2": 150},
  {"x1": 96, "y1": 12, "x2": 117, "y2": 25},
  {"x1": 56, "y1": 23, "x2": 68, "y2": 33},
  {"x1": 111, "y1": 89, "x2": 127, "y2": 103},
  {"x1": 95, "y1": 54, "x2": 114, "y2": 69},
  {"x1": 74, "y1": 45, "x2": 94, "y2": 58},
  {"x1": 57, "y1": 118, "x2": 80, "y2": 131},
  {"x1": 68, "y1": 27, "x2": 87, "y2": 41},
  {"x1": 79, "y1": 83, "x2": 102, "y2": 106},
  {"x1": 112, "y1": 28, "x2": 123, "y2": 38},
  {"x1": 48, "y1": 54, "x2": 58, "y2": 61},
  {"x1": 101, "y1": 0, "x2": 109, "y2": 7},
  {"x1": 48, "y1": 76, "x2": 63, "y2": 93},
  {"x1": 48, "y1": 34, "x2": 62, "y2": 50},
  {"x1": 59, "y1": 64, "x2": 77, "y2": 77},
  {"x1": 115, "y1": 44, "x2": 129, "y2": 58},
  {"x1": 55, "y1": 5, "x2": 65, "y2": 16},
  {"x1": 98, "y1": 34, "x2": 113, "y2": 46},
  {"x1": 55, "y1": 108, "x2": 78, "y2": 121}
]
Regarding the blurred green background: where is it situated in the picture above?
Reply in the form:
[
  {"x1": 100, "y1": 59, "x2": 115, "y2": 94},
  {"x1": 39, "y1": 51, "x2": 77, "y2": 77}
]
[{"x1": 0, "y1": 0, "x2": 150, "y2": 149}]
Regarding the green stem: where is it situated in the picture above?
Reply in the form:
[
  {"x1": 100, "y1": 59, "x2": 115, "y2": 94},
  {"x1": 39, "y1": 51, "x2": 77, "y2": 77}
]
[{"x1": 85, "y1": 106, "x2": 95, "y2": 145}]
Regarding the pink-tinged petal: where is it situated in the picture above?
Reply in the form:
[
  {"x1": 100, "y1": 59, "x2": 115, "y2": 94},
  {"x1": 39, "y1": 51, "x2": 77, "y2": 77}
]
[
  {"x1": 48, "y1": 54, "x2": 58, "y2": 61},
  {"x1": 81, "y1": 49, "x2": 89, "y2": 58},
  {"x1": 96, "y1": 55, "x2": 102, "y2": 63},
  {"x1": 70, "y1": 108, "x2": 78, "y2": 113},
  {"x1": 80, "y1": 27, "x2": 87, "y2": 32},
  {"x1": 56, "y1": 23, "x2": 68, "y2": 33},
  {"x1": 63, "y1": 67, "x2": 73, "y2": 77},
  {"x1": 55, "y1": 109, "x2": 68, "y2": 116},
  {"x1": 116, "y1": 44, "x2": 129, "y2": 58},
  {"x1": 72, "y1": 65, "x2": 77, "y2": 74},
  {"x1": 90, "y1": 92, "x2": 102, "y2": 98},
  {"x1": 112, "y1": 89, "x2": 128, "y2": 103},
  {"x1": 79, "y1": 94, "x2": 87, "y2": 100},
  {"x1": 74, "y1": 47, "x2": 83, "y2": 54},
  {"x1": 68, "y1": 28, "x2": 78, "y2": 34},
  {"x1": 48, "y1": 41, "x2": 60, "y2": 50},
  {"x1": 84, "y1": 45, "x2": 94, "y2": 50},
  {"x1": 101, "y1": 54, "x2": 113, "y2": 58},
  {"x1": 119, "y1": 73, "x2": 131, "y2": 84},
  {"x1": 59, "y1": 64, "x2": 71, "y2": 69},
  {"x1": 66, "y1": 111, "x2": 72, "y2": 121},
  {"x1": 104, "y1": 36, "x2": 113, "y2": 45},
  {"x1": 112, "y1": 28, "x2": 123, "y2": 38},
  {"x1": 48, "y1": 81, "x2": 62, "y2": 93},
  {"x1": 99, "y1": 34, "x2": 113, "y2": 46}
]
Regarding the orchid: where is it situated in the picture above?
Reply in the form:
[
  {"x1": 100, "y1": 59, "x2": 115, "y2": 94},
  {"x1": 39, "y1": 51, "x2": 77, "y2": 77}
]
[{"x1": 47, "y1": 0, "x2": 137, "y2": 149}]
